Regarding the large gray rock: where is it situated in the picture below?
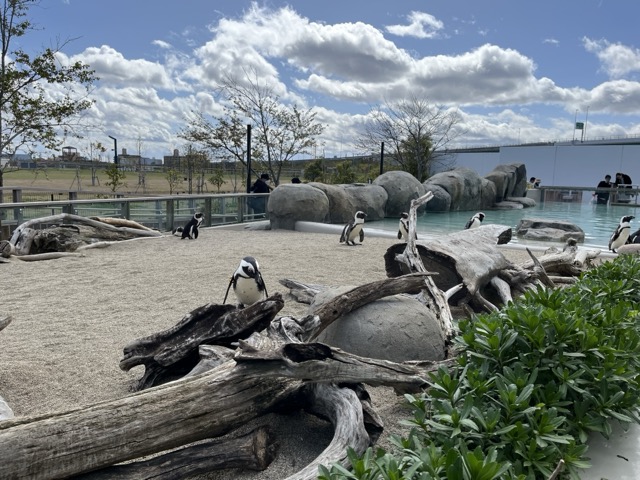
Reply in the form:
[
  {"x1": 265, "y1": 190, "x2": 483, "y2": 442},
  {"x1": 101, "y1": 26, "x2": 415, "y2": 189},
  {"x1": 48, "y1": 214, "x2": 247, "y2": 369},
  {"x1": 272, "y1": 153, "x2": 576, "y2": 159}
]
[
  {"x1": 423, "y1": 184, "x2": 451, "y2": 212},
  {"x1": 309, "y1": 183, "x2": 357, "y2": 224},
  {"x1": 484, "y1": 170, "x2": 510, "y2": 203},
  {"x1": 311, "y1": 286, "x2": 446, "y2": 363},
  {"x1": 373, "y1": 171, "x2": 427, "y2": 216},
  {"x1": 515, "y1": 217, "x2": 585, "y2": 242},
  {"x1": 490, "y1": 163, "x2": 528, "y2": 198},
  {"x1": 268, "y1": 184, "x2": 329, "y2": 230},
  {"x1": 341, "y1": 184, "x2": 388, "y2": 221},
  {"x1": 423, "y1": 167, "x2": 495, "y2": 211}
]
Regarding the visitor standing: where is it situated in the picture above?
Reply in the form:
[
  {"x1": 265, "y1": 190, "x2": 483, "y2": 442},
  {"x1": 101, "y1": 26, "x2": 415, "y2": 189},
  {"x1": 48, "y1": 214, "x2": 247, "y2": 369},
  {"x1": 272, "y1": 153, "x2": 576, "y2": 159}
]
[
  {"x1": 595, "y1": 174, "x2": 612, "y2": 205},
  {"x1": 249, "y1": 173, "x2": 272, "y2": 214}
]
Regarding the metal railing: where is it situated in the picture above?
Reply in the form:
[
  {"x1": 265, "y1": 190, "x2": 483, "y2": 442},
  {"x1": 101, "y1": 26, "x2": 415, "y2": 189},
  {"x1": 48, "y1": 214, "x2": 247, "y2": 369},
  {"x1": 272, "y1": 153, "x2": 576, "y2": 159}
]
[
  {"x1": 537, "y1": 185, "x2": 640, "y2": 205},
  {"x1": 0, "y1": 193, "x2": 271, "y2": 239}
]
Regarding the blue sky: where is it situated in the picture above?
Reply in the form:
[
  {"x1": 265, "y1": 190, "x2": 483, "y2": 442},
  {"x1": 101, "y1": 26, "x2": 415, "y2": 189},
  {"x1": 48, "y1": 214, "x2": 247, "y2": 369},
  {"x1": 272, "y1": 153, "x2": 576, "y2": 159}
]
[{"x1": 17, "y1": 0, "x2": 640, "y2": 160}]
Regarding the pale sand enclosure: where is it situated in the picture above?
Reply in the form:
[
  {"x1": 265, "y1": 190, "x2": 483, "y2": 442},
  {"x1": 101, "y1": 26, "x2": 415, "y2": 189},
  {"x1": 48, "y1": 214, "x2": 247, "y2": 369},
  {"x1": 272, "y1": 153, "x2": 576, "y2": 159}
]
[{"x1": 0, "y1": 226, "x2": 534, "y2": 479}]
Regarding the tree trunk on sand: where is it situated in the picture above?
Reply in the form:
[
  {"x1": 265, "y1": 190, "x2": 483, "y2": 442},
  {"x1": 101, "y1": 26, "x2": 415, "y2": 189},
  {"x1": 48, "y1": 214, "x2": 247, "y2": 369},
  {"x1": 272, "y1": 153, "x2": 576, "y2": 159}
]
[
  {"x1": 8, "y1": 213, "x2": 161, "y2": 257},
  {"x1": 385, "y1": 228, "x2": 600, "y2": 313}
]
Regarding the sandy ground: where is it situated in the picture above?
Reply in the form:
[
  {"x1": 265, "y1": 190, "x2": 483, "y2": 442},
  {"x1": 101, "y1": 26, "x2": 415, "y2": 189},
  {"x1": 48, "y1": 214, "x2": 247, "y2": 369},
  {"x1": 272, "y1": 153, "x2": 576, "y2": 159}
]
[{"x1": 0, "y1": 225, "x2": 537, "y2": 479}]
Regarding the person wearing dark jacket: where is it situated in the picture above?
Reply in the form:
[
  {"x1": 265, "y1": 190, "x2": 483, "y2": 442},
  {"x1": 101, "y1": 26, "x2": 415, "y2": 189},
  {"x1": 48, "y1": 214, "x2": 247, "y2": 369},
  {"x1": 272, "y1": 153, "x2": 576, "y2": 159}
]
[
  {"x1": 595, "y1": 174, "x2": 612, "y2": 204},
  {"x1": 249, "y1": 173, "x2": 272, "y2": 214}
]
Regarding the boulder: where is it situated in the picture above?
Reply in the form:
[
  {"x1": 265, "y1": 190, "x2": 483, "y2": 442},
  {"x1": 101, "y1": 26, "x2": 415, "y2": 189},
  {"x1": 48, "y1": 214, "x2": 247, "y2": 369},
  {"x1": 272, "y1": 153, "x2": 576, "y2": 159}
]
[
  {"x1": 341, "y1": 184, "x2": 388, "y2": 221},
  {"x1": 311, "y1": 287, "x2": 446, "y2": 363},
  {"x1": 491, "y1": 163, "x2": 528, "y2": 198},
  {"x1": 423, "y1": 184, "x2": 451, "y2": 212},
  {"x1": 505, "y1": 196, "x2": 537, "y2": 208},
  {"x1": 268, "y1": 184, "x2": 329, "y2": 230},
  {"x1": 484, "y1": 170, "x2": 510, "y2": 203},
  {"x1": 515, "y1": 217, "x2": 585, "y2": 242},
  {"x1": 373, "y1": 171, "x2": 427, "y2": 216},
  {"x1": 424, "y1": 167, "x2": 495, "y2": 211},
  {"x1": 309, "y1": 183, "x2": 357, "y2": 224}
]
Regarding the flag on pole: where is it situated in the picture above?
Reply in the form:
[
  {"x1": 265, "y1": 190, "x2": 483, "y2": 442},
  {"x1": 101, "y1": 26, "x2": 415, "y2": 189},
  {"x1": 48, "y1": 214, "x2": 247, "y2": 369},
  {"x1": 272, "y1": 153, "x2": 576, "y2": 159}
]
[{"x1": 575, "y1": 122, "x2": 584, "y2": 130}]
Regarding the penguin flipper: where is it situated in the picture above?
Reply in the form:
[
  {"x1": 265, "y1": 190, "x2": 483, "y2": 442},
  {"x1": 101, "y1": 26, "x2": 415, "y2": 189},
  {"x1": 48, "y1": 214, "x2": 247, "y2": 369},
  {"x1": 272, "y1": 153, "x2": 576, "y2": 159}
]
[
  {"x1": 397, "y1": 230, "x2": 402, "y2": 240},
  {"x1": 339, "y1": 224, "x2": 350, "y2": 243},
  {"x1": 359, "y1": 228, "x2": 365, "y2": 243}
]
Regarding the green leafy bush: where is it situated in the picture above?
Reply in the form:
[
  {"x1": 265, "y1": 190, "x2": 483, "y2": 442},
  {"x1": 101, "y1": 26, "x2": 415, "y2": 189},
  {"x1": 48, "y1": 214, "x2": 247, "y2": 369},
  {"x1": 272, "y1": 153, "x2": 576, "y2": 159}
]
[{"x1": 320, "y1": 255, "x2": 640, "y2": 480}]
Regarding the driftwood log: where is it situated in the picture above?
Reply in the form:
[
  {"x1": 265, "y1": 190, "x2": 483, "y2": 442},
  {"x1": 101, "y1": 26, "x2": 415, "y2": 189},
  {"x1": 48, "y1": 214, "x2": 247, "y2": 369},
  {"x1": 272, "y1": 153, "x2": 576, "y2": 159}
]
[
  {"x1": 0, "y1": 314, "x2": 14, "y2": 421},
  {"x1": 0, "y1": 273, "x2": 449, "y2": 479},
  {"x1": 5, "y1": 213, "x2": 162, "y2": 259},
  {"x1": 385, "y1": 225, "x2": 601, "y2": 313}
]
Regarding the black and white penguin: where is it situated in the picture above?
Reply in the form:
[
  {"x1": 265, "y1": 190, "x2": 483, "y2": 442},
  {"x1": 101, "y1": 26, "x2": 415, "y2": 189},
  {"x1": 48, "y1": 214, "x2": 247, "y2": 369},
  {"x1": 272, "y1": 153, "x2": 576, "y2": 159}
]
[
  {"x1": 464, "y1": 212, "x2": 485, "y2": 230},
  {"x1": 609, "y1": 215, "x2": 635, "y2": 252},
  {"x1": 171, "y1": 226, "x2": 183, "y2": 236},
  {"x1": 223, "y1": 256, "x2": 268, "y2": 307},
  {"x1": 397, "y1": 212, "x2": 417, "y2": 241},
  {"x1": 340, "y1": 210, "x2": 367, "y2": 246},
  {"x1": 629, "y1": 228, "x2": 640, "y2": 244},
  {"x1": 180, "y1": 212, "x2": 204, "y2": 240}
]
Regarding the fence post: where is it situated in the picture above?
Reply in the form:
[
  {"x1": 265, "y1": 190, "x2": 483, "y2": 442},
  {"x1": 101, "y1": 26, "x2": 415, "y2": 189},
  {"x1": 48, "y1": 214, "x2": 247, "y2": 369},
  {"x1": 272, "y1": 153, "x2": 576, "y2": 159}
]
[
  {"x1": 166, "y1": 199, "x2": 175, "y2": 230},
  {"x1": 204, "y1": 197, "x2": 212, "y2": 227}
]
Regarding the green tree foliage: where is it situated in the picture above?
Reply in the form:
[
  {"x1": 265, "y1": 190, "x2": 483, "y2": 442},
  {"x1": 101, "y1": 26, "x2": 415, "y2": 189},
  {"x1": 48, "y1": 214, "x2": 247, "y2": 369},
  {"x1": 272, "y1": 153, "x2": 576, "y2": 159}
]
[
  {"x1": 303, "y1": 159, "x2": 324, "y2": 182},
  {"x1": 322, "y1": 254, "x2": 640, "y2": 479},
  {"x1": 104, "y1": 165, "x2": 126, "y2": 193},
  {"x1": 356, "y1": 96, "x2": 461, "y2": 182},
  {"x1": 180, "y1": 68, "x2": 325, "y2": 186},
  {"x1": 0, "y1": 0, "x2": 97, "y2": 186},
  {"x1": 164, "y1": 168, "x2": 183, "y2": 195},
  {"x1": 208, "y1": 166, "x2": 226, "y2": 193}
]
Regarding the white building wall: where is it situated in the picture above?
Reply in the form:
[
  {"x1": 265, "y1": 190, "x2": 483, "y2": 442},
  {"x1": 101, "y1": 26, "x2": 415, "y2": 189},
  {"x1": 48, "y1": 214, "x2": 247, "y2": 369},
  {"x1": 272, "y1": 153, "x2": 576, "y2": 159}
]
[{"x1": 436, "y1": 144, "x2": 640, "y2": 188}]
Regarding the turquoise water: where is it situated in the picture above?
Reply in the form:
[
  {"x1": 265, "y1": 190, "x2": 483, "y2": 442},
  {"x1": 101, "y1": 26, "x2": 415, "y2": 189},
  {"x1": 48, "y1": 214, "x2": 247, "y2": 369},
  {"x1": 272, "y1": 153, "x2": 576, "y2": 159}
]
[{"x1": 367, "y1": 202, "x2": 640, "y2": 249}]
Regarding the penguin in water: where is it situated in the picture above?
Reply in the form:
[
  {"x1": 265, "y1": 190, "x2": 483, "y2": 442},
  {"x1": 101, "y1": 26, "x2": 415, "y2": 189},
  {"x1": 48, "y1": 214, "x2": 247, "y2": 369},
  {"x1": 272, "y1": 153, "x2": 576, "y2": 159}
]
[
  {"x1": 609, "y1": 215, "x2": 635, "y2": 252},
  {"x1": 340, "y1": 211, "x2": 367, "y2": 246},
  {"x1": 181, "y1": 212, "x2": 204, "y2": 240},
  {"x1": 397, "y1": 212, "x2": 417, "y2": 241},
  {"x1": 223, "y1": 256, "x2": 268, "y2": 307},
  {"x1": 464, "y1": 212, "x2": 485, "y2": 230}
]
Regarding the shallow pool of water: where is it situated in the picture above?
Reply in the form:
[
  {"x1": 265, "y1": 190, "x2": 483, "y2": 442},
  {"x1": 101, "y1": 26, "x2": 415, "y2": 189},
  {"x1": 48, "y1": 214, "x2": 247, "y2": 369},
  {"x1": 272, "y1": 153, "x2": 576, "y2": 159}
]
[{"x1": 367, "y1": 202, "x2": 640, "y2": 249}]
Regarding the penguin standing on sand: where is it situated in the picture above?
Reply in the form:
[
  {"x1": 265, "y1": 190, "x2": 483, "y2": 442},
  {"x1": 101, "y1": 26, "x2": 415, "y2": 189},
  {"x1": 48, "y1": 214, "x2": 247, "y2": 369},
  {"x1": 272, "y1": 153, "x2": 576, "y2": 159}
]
[
  {"x1": 609, "y1": 215, "x2": 635, "y2": 252},
  {"x1": 397, "y1": 212, "x2": 417, "y2": 241},
  {"x1": 464, "y1": 212, "x2": 485, "y2": 230},
  {"x1": 223, "y1": 256, "x2": 268, "y2": 307},
  {"x1": 171, "y1": 226, "x2": 183, "y2": 236},
  {"x1": 180, "y1": 212, "x2": 204, "y2": 240},
  {"x1": 340, "y1": 211, "x2": 367, "y2": 246}
]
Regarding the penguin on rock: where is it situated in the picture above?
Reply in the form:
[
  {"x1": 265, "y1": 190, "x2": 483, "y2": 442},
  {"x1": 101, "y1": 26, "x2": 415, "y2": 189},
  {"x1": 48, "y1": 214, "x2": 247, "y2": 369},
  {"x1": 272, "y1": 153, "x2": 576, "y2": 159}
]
[
  {"x1": 223, "y1": 256, "x2": 268, "y2": 307},
  {"x1": 464, "y1": 212, "x2": 485, "y2": 230},
  {"x1": 609, "y1": 215, "x2": 635, "y2": 253},
  {"x1": 340, "y1": 211, "x2": 367, "y2": 246},
  {"x1": 180, "y1": 212, "x2": 204, "y2": 240},
  {"x1": 397, "y1": 212, "x2": 417, "y2": 241}
]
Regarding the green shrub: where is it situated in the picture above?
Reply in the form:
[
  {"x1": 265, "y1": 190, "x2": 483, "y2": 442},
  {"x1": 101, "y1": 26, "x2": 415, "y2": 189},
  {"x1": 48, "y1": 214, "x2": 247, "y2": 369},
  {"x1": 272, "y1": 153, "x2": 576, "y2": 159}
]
[{"x1": 320, "y1": 255, "x2": 640, "y2": 480}]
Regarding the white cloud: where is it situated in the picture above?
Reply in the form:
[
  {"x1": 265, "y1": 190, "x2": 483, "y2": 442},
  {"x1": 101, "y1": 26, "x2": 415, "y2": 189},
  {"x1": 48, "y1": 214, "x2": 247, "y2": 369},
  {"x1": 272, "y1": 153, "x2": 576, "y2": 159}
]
[
  {"x1": 583, "y1": 37, "x2": 640, "y2": 78},
  {"x1": 385, "y1": 11, "x2": 444, "y2": 39}
]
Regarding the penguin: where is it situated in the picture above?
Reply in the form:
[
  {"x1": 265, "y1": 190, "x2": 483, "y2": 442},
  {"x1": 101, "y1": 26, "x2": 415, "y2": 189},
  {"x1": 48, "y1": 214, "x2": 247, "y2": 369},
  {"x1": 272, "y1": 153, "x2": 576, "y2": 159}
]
[
  {"x1": 223, "y1": 256, "x2": 268, "y2": 307},
  {"x1": 171, "y1": 226, "x2": 183, "y2": 237},
  {"x1": 609, "y1": 215, "x2": 635, "y2": 252},
  {"x1": 464, "y1": 212, "x2": 485, "y2": 230},
  {"x1": 340, "y1": 211, "x2": 367, "y2": 246},
  {"x1": 180, "y1": 212, "x2": 204, "y2": 240},
  {"x1": 629, "y1": 228, "x2": 640, "y2": 244},
  {"x1": 397, "y1": 212, "x2": 417, "y2": 241}
]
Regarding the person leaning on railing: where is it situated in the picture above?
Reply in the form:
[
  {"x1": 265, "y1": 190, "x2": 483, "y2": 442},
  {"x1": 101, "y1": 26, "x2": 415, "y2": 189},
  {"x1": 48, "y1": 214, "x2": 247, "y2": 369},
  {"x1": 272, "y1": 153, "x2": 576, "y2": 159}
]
[{"x1": 594, "y1": 174, "x2": 612, "y2": 205}]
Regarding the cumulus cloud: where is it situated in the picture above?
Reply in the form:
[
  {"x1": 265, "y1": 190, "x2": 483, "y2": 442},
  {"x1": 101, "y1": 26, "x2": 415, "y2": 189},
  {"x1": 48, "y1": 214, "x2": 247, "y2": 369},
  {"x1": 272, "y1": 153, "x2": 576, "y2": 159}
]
[
  {"x1": 583, "y1": 37, "x2": 640, "y2": 78},
  {"x1": 385, "y1": 11, "x2": 444, "y2": 39}
]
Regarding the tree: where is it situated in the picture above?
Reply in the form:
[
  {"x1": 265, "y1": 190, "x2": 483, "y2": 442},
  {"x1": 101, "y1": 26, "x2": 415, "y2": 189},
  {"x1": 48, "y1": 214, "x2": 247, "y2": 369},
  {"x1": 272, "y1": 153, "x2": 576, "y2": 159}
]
[
  {"x1": 303, "y1": 159, "x2": 324, "y2": 182},
  {"x1": 180, "y1": 68, "x2": 325, "y2": 186},
  {"x1": 0, "y1": 0, "x2": 97, "y2": 189},
  {"x1": 207, "y1": 166, "x2": 226, "y2": 193},
  {"x1": 356, "y1": 96, "x2": 461, "y2": 182},
  {"x1": 164, "y1": 169, "x2": 182, "y2": 195},
  {"x1": 104, "y1": 165, "x2": 126, "y2": 193}
]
